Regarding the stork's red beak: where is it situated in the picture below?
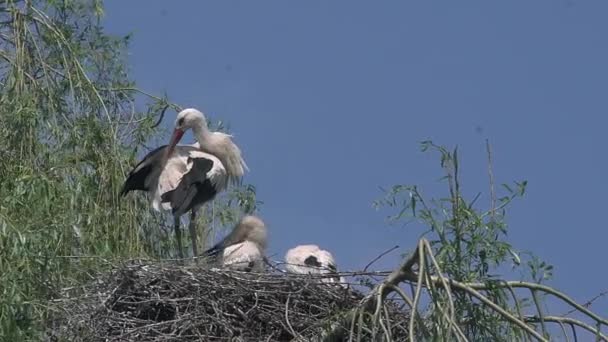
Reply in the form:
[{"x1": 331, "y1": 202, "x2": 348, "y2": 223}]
[{"x1": 166, "y1": 128, "x2": 185, "y2": 158}]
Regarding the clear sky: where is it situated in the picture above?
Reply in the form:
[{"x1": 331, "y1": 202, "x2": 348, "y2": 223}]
[{"x1": 103, "y1": 1, "x2": 607, "y2": 314}]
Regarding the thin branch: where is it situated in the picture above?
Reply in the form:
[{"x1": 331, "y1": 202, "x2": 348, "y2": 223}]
[
  {"x1": 563, "y1": 288, "x2": 608, "y2": 317},
  {"x1": 504, "y1": 282, "x2": 533, "y2": 342},
  {"x1": 486, "y1": 139, "x2": 496, "y2": 221},
  {"x1": 101, "y1": 86, "x2": 182, "y2": 112},
  {"x1": 469, "y1": 282, "x2": 608, "y2": 327},
  {"x1": 151, "y1": 103, "x2": 170, "y2": 129},
  {"x1": 557, "y1": 321, "x2": 571, "y2": 342},
  {"x1": 363, "y1": 245, "x2": 399, "y2": 272},
  {"x1": 409, "y1": 244, "x2": 426, "y2": 341},
  {"x1": 414, "y1": 274, "x2": 546, "y2": 341},
  {"x1": 524, "y1": 316, "x2": 608, "y2": 342},
  {"x1": 532, "y1": 289, "x2": 548, "y2": 338},
  {"x1": 320, "y1": 237, "x2": 608, "y2": 341}
]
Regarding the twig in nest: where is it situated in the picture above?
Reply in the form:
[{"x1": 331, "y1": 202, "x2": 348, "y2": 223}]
[{"x1": 46, "y1": 262, "x2": 410, "y2": 341}]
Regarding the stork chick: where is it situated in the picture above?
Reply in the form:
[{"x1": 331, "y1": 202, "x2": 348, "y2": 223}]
[
  {"x1": 203, "y1": 215, "x2": 267, "y2": 272},
  {"x1": 284, "y1": 244, "x2": 345, "y2": 285}
]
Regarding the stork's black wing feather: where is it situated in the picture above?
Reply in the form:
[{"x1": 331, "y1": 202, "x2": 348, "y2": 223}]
[
  {"x1": 160, "y1": 157, "x2": 216, "y2": 216},
  {"x1": 304, "y1": 255, "x2": 322, "y2": 267},
  {"x1": 201, "y1": 243, "x2": 223, "y2": 258},
  {"x1": 120, "y1": 145, "x2": 167, "y2": 196}
]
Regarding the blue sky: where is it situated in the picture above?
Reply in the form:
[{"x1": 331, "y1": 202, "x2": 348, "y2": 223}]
[{"x1": 104, "y1": 1, "x2": 607, "y2": 315}]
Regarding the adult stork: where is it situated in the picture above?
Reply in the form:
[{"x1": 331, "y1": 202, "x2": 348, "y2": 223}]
[
  {"x1": 284, "y1": 244, "x2": 345, "y2": 285},
  {"x1": 120, "y1": 108, "x2": 248, "y2": 259},
  {"x1": 202, "y1": 215, "x2": 267, "y2": 272}
]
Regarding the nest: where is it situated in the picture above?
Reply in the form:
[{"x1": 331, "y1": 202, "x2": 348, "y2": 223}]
[{"x1": 46, "y1": 261, "x2": 410, "y2": 341}]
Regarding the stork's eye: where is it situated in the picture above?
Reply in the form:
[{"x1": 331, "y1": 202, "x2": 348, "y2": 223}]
[{"x1": 177, "y1": 117, "x2": 185, "y2": 127}]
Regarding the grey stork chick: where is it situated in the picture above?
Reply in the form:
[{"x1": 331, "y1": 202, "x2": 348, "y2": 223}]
[
  {"x1": 202, "y1": 215, "x2": 267, "y2": 272},
  {"x1": 284, "y1": 244, "x2": 345, "y2": 285}
]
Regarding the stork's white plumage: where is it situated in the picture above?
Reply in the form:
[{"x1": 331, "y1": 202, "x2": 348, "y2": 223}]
[
  {"x1": 203, "y1": 215, "x2": 267, "y2": 272},
  {"x1": 284, "y1": 244, "x2": 345, "y2": 285},
  {"x1": 120, "y1": 108, "x2": 248, "y2": 259},
  {"x1": 152, "y1": 144, "x2": 227, "y2": 212},
  {"x1": 222, "y1": 241, "x2": 265, "y2": 272}
]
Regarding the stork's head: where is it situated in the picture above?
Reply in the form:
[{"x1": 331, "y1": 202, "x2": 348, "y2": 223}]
[
  {"x1": 233, "y1": 215, "x2": 268, "y2": 250},
  {"x1": 167, "y1": 108, "x2": 207, "y2": 156}
]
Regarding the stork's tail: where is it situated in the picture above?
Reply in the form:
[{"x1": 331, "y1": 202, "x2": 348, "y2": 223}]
[
  {"x1": 119, "y1": 172, "x2": 144, "y2": 197},
  {"x1": 119, "y1": 179, "x2": 135, "y2": 197},
  {"x1": 119, "y1": 183, "x2": 130, "y2": 197},
  {"x1": 160, "y1": 189, "x2": 176, "y2": 208}
]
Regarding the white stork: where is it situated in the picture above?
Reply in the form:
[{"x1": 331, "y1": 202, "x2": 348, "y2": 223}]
[
  {"x1": 120, "y1": 108, "x2": 248, "y2": 259},
  {"x1": 202, "y1": 215, "x2": 267, "y2": 272},
  {"x1": 284, "y1": 244, "x2": 345, "y2": 285}
]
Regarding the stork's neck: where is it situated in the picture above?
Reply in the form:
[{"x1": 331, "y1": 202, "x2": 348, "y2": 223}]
[
  {"x1": 192, "y1": 123, "x2": 247, "y2": 181},
  {"x1": 192, "y1": 124, "x2": 227, "y2": 164},
  {"x1": 192, "y1": 124, "x2": 211, "y2": 145}
]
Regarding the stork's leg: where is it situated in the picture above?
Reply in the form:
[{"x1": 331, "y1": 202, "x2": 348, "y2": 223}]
[
  {"x1": 173, "y1": 216, "x2": 184, "y2": 260},
  {"x1": 189, "y1": 209, "x2": 198, "y2": 260}
]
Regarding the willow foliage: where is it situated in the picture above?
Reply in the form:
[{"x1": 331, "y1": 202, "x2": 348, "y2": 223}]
[{"x1": 0, "y1": 0, "x2": 256, "y2": 338}]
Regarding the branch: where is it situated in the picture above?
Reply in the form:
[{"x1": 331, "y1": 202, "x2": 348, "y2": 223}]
[
  {"x1": 467, "y1": 282, "x2": 608, "y2": 327},
  {"x1": 322, "y1": 238, "x2": 607, "y2": 341},
  {"x1": 322, "y1": 240, "x2": 422, "y2": 341},
  {"x1": 524, "y1": 316, "x2": 608, "y2": 342},
  {"x1": 404, "y1": 272, "x2": 546, "y2": 341},
  {"x1": 363, "y1": 245, "x2": 399, "y2": 272},
  {"x1": 563, "y1": 288, "x2": 608, "y2": 317},
  {"x1": 151, "y1": 103, "x2": 169, "y2": 129}
]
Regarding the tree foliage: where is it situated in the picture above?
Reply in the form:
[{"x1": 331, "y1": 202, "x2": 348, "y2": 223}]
[
  {"x1": 365, "y1": 141, "x2": 605, "y2": 341},
  {"x1": 0, "y1": 0, "x2": 256, "y2": 339}
]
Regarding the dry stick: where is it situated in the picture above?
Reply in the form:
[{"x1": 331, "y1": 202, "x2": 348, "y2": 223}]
[
  {"x1": 284, "y1": 295, "x2": 301, "y2": 340},
  {"x1": 363, "y1": 245, "x2": 400, "y2": 272},
  {"x1": 524, "y1": 316, "x2": 608, "y2": 342}
]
